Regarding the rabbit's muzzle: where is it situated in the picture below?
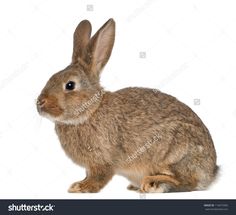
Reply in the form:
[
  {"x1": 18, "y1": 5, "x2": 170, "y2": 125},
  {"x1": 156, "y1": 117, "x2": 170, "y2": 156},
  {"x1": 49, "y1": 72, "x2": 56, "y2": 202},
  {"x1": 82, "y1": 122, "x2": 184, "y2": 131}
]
[{"x1": 36, "y1": 94, "x2": 63, "y2": 117}]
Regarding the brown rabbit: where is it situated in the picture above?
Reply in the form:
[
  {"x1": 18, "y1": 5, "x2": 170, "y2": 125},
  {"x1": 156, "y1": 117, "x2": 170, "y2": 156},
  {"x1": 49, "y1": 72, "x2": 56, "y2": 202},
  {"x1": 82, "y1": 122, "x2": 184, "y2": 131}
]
[{"x1": 37, "y1": 18, "x2": 218, "y2": 193}]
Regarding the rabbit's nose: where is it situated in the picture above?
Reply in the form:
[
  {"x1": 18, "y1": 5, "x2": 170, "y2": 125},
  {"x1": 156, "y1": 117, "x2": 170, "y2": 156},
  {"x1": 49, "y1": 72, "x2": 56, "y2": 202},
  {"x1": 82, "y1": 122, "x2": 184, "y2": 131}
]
[{"x1": 37, "y1": 98, "x2": 46, "y2": 107}]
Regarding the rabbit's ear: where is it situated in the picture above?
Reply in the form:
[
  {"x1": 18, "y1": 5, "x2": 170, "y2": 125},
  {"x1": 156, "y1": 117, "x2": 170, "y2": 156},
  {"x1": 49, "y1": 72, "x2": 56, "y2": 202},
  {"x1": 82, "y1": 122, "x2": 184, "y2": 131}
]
[
  {"x1": 85, "y1": 18, "x2": 115, "y2": 79},
  {"x1": 72, "y1": 20, "x2": 92, "y2": 64}
]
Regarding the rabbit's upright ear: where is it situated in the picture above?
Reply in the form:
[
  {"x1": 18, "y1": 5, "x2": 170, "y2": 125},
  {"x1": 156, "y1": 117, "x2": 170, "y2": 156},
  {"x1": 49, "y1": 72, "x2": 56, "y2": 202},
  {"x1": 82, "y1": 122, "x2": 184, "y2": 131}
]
[
  {"x1": 72, "y1": 20, "x2": 92, "y2": 64},
  {"x1": 85, "y1": 18, "x2": 115, "y2": 80}
]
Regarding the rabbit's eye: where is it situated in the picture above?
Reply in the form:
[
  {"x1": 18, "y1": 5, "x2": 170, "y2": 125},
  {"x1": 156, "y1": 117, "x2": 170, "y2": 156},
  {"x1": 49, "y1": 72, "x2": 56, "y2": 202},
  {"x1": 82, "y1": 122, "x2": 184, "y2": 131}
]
[{"x1": 65, "y1": 81, "x2": 76, "y2": 90}]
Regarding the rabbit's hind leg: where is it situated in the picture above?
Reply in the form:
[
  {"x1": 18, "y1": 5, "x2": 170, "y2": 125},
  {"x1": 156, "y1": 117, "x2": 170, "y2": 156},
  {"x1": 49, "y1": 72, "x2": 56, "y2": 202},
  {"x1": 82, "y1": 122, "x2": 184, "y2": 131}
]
[{"x1": 140, "y1": 175, "x2": 180, "y2": 193}]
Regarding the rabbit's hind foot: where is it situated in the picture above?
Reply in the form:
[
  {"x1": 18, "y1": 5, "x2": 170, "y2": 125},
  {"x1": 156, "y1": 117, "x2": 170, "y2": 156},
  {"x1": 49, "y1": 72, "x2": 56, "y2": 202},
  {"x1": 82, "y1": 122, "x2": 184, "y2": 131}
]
[{"x1": 140, "y1": 175, "x2": 180, "y2": 193}]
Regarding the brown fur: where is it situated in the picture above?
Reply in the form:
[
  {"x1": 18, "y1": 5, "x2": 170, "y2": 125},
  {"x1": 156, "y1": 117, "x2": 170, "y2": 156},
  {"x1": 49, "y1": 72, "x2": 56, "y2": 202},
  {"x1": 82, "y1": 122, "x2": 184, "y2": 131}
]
[{"x1": 37, "y1": 18, "x2": 218, "y2": 193}]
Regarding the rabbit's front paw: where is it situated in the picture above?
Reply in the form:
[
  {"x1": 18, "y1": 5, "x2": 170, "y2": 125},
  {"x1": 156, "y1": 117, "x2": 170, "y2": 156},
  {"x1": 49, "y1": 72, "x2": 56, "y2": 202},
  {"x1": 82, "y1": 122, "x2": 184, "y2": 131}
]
[{"x1": 68, "y1": 180, "x2": 100, "y2": 193}]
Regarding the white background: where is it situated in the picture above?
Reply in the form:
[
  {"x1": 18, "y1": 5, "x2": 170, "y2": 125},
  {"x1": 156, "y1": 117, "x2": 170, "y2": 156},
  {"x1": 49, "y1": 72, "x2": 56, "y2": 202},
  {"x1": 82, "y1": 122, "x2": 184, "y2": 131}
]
[{"x1": 0, "y1": 0, "x2": 236, "y2": 199}]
